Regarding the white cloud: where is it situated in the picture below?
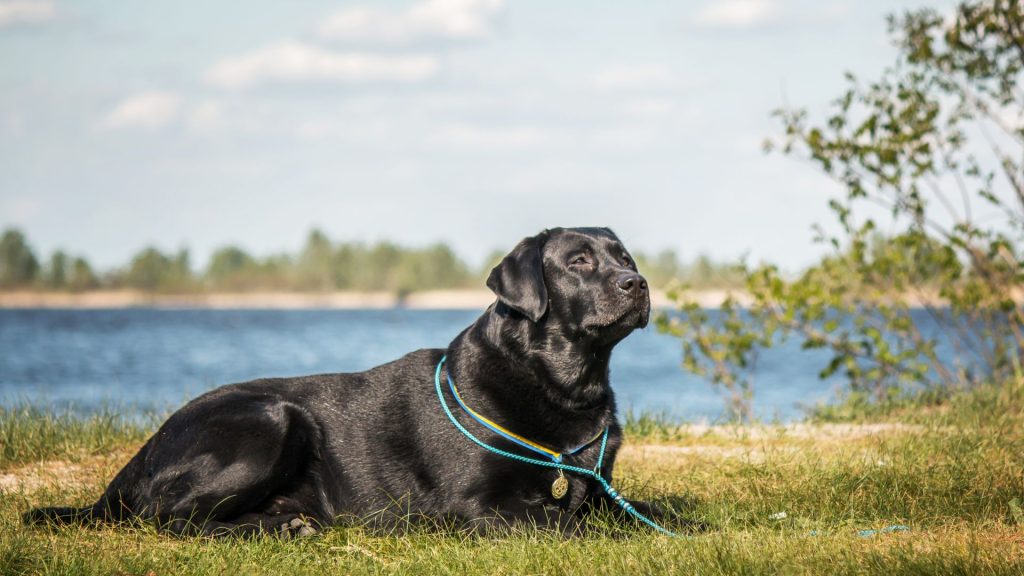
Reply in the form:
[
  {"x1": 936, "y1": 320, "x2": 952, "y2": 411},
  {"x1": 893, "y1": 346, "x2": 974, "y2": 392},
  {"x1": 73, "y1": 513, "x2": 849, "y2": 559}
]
[
  {"x1": 586, "y1": 125, "x2": 660, "y2": 151},
  {"x1": 205, "y1": 41, "x2": 439, "y2": 89},
  {"x1": 186, "y1": 100, "x2": 226, "y2": 134},
  {"x1": 0, "y1": 110, "x2": 25, "y2": 135},
  {"x1": 434, "y1": 121, "x2": 671, "y2": 152},
  {"x1": 317, "y1": 0, "x2": 503, "y2": 45},
  {"x1": 732, "y1": 131, "x2": 771, "y2": 154},
  {"x1": 100, "y1": 91, "x2": 181, "y2": 130},
  {"x1": 816, "y1": 3, "x2": 850, "y2": 23},
  {"x1": 292, "y1": 117, "x2": 397, "y2": 143},
  {"x1": 0, "y1": 0, "x2": 56, "y2": 28},
  {"x1": 622, "y1": 98, "x2": 677, "y2": 117},
  {"x1": 694, "y1": 0, "x2": 779, "y2": 30},
  {"x1": 2, "y1": 196, "x2": 42, "y2": 221},
  {"x1": 591, "y1": 64, "x2": 678, "y2": 91},
  {"x1": 438, "y1": 123, "x2": 565, "y2": 150}
]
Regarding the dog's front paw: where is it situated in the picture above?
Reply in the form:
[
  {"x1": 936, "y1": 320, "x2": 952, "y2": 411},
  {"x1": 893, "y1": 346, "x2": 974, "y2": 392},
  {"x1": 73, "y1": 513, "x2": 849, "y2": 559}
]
[{"x1": 279, "y1": 516, "x2": 318, "y2": 539}]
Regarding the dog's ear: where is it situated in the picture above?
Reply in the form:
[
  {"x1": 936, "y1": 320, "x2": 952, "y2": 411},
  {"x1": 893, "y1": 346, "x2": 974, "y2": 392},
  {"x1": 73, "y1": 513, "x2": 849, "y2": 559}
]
[{"x1": 486, "y1": 232, "x2": 549, "y2": 322}]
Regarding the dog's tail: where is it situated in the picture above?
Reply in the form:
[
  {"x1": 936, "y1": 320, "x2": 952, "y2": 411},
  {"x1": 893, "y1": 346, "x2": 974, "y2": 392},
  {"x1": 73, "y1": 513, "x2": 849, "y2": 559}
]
[{"x1": 22, "y1": 505, "x2": 98, "y2": 526}]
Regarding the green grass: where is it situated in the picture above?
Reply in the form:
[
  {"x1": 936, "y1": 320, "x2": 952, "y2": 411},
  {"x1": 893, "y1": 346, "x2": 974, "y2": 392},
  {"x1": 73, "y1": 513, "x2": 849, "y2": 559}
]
[
  {"x1": 0, "y1": 405, "x2": 152, "y2": 468},
  {"x1": 2, "y1": 382, "x2": 1023, "y2": 575},
  {"x1": 804, "y1": 377, "x2": 1024, "y2": 426},
  {"x1": 622, "y1": 409, "x2": 694, "y2": 442}
]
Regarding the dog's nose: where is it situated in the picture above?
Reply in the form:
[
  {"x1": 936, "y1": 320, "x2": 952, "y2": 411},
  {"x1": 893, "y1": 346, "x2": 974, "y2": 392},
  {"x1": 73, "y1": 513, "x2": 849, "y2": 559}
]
[{"x1": 616, "y1": 273, "x2": 648, "y2": 295}]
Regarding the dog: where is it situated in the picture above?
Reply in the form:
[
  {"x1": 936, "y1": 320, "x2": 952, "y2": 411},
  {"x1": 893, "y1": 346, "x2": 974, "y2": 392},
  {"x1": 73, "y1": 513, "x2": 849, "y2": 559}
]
[{"x1": 25, "y1": 227, "x2": 660, "y2": 537}]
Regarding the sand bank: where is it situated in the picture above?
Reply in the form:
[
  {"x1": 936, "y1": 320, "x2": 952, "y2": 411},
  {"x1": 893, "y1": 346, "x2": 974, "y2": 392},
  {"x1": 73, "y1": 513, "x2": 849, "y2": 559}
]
[{"x1": 0, "y1": 289, "x2": 751, "y2": 310}]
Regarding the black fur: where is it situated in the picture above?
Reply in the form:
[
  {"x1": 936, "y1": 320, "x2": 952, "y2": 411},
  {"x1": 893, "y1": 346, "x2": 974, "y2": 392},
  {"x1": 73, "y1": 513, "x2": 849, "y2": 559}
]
[{"x1": 24, "y1": 227, "x2": 660, "y2": 537}]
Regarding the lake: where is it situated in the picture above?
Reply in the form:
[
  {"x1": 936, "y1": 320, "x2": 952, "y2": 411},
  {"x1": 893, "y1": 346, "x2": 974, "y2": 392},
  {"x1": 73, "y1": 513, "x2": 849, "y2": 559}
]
[{"x1": 0, "y1": 308, "x2": 863, "y2": 422}]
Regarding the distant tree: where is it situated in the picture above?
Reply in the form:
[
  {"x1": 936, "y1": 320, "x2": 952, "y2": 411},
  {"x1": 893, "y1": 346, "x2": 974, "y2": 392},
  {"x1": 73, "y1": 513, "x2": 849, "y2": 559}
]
[
  {"x1": 43, "y1": 249, "x2": 69, "y2": 289},
  {"x1": 170, "y1": 249, "x2": 194, "y2": 292},
  {"x1": 258, "y1": 254, "x2": 293, "y2": 290},
  {"x1": 354, "y1": 242, "x2": 402, "y2": 291},
  {"x1": 41, "y1": 249, "x2": 98, "y2": 291},
  {"x1": 126, "y1": 248, "x2": 167, "y2": 291},
  {"x1": 395, "y1": 243, "x2": 471, "y2": 294},
  {"x1": 424, "y1": 243, "x2": 472, "y2": 288},
  {"x1": 125, "y1": 247, "x2": 194, "y2": 292},
  {"x1": 653, "y1": 250, "x2": 683, "y2": 285},
  {"x1": 68, "y1": 257, "x2": 98, "y2": 291},
  {"x1": 635, "y1": 250, "x2": 680, "y2": 288},
  {"x1": 691, "y1": 254, "x2": 715, "y2": 288},
  {"x1": 295, "y1": 229, "x2": 335, "y2": 291},
  {"x1": 206, "y1": 246, "x2": 257, "y2": 291},
  {"x1": 333, "y1": 243, "x2": 359, "y2": 289},
  {"x1": 0, "y1": 228, "x2": 39, "y2": 289}
]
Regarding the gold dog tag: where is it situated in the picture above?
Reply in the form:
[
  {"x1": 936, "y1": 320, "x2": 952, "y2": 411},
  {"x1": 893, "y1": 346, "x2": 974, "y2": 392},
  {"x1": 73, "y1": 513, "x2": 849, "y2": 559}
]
[{"x1": 551, "y1": 471, "x2": 568, "y2": 499}]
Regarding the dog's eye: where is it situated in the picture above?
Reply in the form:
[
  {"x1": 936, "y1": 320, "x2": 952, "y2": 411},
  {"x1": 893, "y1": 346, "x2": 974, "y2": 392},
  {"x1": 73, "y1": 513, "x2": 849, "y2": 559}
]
[
  {"x1": 569, "y1": 254, "x2": 590, "y2": 267},
  {"x1": 622, "y1": 255, "x2": 632, "y2": 267}
]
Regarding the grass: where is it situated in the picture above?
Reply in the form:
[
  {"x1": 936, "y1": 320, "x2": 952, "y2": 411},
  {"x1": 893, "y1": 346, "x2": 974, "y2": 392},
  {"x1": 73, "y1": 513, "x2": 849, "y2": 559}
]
[
  {"x1": 0, "y1": 405, "x2": 152, "y2": 469},
  {"x1": 804, "y1": 377, "x2": 1024, "y2": 425},
  {"x1": 2, "y1": 381, "x2": 1023, "y2": 575}
]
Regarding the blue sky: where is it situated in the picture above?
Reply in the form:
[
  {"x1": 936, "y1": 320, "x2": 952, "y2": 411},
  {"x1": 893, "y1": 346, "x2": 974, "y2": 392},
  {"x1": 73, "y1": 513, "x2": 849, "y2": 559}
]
[{"x1": 0, "y1": 0, "x2": 957, "y2": 271}]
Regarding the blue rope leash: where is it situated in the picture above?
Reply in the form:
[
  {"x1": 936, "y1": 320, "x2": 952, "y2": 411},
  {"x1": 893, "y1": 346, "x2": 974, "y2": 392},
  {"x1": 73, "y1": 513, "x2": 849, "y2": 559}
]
[
  {"x1": 435, "y1": 356, "x2": 679, "y2": 537},
  {"x1": 435, "y1": 356, "x2": 912, "y2": 540}
]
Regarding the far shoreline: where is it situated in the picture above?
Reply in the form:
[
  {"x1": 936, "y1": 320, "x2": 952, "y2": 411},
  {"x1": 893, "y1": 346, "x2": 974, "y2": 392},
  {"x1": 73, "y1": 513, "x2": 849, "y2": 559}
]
[{"x1": 0, "y1": 289, "x2": 748, "y2": 310}]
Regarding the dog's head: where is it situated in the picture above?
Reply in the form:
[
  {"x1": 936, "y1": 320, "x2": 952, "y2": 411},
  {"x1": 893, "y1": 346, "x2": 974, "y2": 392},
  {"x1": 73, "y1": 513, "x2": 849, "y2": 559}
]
[{"x1": 487, "y1": 227, "x2": 650, "y2": 346}]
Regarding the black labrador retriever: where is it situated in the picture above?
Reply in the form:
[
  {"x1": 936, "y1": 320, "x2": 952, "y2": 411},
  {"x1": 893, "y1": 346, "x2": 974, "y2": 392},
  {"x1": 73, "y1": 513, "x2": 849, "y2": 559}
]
[{"x1": 25, "y1": 227, "x2": 661, "y2": 537}]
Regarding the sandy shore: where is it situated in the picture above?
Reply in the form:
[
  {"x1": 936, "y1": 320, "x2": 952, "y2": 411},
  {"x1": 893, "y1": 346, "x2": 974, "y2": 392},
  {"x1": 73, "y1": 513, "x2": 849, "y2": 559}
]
[{"x1": 0, "y1": 289, "x2": 750, "y2": 310}]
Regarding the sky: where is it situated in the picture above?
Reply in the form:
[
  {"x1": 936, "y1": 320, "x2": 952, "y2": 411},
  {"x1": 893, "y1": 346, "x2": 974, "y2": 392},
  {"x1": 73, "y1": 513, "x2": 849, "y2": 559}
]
[{"x1": 0, "y1": 0, "x2": 959, "y2": 271}]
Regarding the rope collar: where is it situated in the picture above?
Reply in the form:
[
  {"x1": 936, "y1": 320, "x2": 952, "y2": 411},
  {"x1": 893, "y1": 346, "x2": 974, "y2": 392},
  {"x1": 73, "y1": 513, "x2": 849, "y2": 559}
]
[{"x1": 444, "y1": 360, "x2": 606, "y2": 463}]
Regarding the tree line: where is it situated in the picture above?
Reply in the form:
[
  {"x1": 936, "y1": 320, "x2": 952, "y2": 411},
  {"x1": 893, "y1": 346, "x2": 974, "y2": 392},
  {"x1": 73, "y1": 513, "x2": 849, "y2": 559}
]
[{"x1": 0, "y1": 228, "x2": 744, "y2": 294}]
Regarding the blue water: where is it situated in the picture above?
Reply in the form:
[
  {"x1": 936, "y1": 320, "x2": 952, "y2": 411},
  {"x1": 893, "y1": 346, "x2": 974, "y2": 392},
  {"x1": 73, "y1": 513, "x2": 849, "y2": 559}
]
[{"x1": 0, "y1": 308, "x2": 852, "y2": 422}]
